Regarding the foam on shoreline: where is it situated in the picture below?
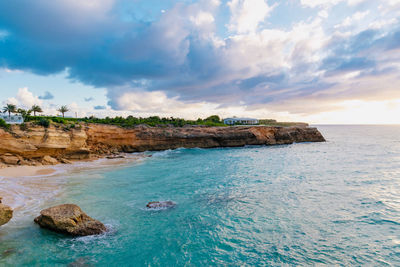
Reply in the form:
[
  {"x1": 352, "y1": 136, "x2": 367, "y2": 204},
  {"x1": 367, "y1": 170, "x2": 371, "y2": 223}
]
[{"x1": 0, "y1": 153, "x2": 150, "y2": 215}]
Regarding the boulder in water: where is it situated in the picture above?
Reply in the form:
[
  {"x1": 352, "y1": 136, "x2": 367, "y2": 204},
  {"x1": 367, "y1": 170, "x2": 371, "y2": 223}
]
[
  {"x1": 0, "y1": 197, "x2": 13, "y2": 226},
  {"x1": 34, "y1": 204, "x2": 106, "y2": 236},
  {"x1": 146, "y1": 201, "x2": 176, "y2": 210}
]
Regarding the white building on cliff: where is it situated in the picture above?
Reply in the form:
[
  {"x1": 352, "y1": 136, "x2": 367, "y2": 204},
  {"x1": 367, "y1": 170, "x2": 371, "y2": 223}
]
[
  {"x1": 0, "y1": 114, "x2": 24, "y2": 124},
  {"x1": 223, "y1": 117, "x2": 259, "y2": 125}
]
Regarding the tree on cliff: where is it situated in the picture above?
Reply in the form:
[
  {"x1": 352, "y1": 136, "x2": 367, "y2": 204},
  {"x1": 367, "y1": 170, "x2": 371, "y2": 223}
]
[
  {"x1": 17, "y1": 108, "x2": 32, "y2": 120},
  {"x1": 2, "y1": 104, "x2": 16, "y2": 118},
  {"x1": 205, "y1": 115, "x2": 221, "y2": 123},
  {"x1": 31, "y1": 105, "x2": 43, "y2": 116},
  {"x1": 57, "y1": 105, "x2": 69, "y2": 118}
]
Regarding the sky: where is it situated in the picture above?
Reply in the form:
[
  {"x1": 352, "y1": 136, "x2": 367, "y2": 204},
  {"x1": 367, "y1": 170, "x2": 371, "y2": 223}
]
[{"x1": 0, "y1": 0, "x2": 399, "y2": 124}]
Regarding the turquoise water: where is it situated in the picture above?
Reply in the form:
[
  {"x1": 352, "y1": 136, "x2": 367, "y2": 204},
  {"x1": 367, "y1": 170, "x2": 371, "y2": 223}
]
[{"x1": 1, "y1": 125, "x2": 400, "y2": 266}]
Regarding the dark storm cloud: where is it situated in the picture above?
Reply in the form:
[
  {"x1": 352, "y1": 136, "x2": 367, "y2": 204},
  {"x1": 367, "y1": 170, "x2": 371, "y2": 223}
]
[{"x1": 0, "y1": 0, "x2": 399, "y2": 114}]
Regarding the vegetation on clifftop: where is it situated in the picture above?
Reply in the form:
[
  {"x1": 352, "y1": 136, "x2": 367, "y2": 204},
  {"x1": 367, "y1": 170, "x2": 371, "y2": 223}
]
[
  {"x1": 258, "y1": 119, "x2": 308, "y2": 127},
  {"x1": 3, "y1": 103, "x2": 308, "y2": 129},
  {"x1": 0, "y1": 118, "x2": 10, "y2": 130},
  {"x1": 24, "y1": 115, "x2": 227, "y2": 127}
]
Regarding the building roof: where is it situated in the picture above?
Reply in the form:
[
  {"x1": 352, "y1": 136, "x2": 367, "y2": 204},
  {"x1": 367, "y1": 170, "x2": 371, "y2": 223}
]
[
  {"x1": 0, "y1": 114, "x2": 24, "y2": 124},
  {"x1": 224, "y1": 117, "x2": 258, "y2": 121}
]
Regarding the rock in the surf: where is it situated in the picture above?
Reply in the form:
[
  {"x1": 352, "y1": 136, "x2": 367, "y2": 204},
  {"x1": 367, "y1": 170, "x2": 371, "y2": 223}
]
[
  {"x1": 146, "y1": 201, "x2": 176, "y2": 209},
  {"x1": 0, "y1": 197, "x2": 13, "y2": 226},
  {"x1": 34, "y1": 204, "x2": 106, "y2": 236}
]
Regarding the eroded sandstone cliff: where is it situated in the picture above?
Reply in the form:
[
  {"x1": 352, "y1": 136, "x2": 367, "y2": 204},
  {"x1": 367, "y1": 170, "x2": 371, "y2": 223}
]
[{"x1": 0, "y1": 124, "x2": 325, "y2": 167}]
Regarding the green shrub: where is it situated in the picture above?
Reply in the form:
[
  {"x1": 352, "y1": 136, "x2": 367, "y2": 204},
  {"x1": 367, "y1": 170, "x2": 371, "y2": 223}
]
[
  {"x1": 38, "y1": 118, "x2": 50, "y2": 128},
  {"x1": 0, "y1": 118, "x2": 10, "y2": 130},
  {"x1": 51, "y1": 117, "x2": 66, "y2": 124},
  {"x1": 205, "y1": 115, "x2": 221, "y2": 123}
]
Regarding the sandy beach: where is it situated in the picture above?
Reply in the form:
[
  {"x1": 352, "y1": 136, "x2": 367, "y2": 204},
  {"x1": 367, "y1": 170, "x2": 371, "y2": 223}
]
[
  {"x1": 0, "y1": 153, "x2": 148, "y2": 179},
  {"x1": 0, "y1": 166, "x2": 57, "y2": 178}
]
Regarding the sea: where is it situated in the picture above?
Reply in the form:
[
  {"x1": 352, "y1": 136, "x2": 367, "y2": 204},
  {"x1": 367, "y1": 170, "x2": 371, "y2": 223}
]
[{"x1": 0, "y1": 125, "x2": 399, "y2": 266}]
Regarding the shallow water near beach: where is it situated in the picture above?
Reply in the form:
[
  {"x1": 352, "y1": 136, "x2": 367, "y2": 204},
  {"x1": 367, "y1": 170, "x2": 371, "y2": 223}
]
[{"x1": 1, "y1": 125, "x2": 400, "y2": 266}]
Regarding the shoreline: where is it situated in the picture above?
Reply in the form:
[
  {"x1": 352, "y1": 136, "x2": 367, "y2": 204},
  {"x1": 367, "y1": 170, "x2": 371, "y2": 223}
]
[
  {"x1": 0, "y1": 153, "x2": 149, "y2": 179},
  {"x1": 0, "y1": 153, "x2": 150, "y2": 213},
  {"x1": 0, "y1": 165, "x2": 57, "y2": 178}
]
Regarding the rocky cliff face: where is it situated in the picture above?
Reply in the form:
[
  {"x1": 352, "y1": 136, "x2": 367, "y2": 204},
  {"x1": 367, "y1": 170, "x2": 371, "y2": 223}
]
[{"x1": 0, "y1": 124, "x2": 325, "y2": 167}]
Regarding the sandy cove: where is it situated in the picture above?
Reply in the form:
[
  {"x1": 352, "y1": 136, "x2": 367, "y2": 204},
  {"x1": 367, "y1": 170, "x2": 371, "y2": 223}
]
[
  {"x1": 0, "y1": 153, "x2": 148, "y2": 218},
  {"x1": 0, "y1": 166, "x2": 56, "y2": 178},
  {"x1": 0, "y1": 153, "x2": 147, "y2": 178}
]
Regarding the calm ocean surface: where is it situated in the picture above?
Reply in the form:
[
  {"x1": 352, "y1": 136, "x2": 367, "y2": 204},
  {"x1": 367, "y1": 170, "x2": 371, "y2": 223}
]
[{"x1": 1, "y1": 125, "x2": 400, "y2": 266}]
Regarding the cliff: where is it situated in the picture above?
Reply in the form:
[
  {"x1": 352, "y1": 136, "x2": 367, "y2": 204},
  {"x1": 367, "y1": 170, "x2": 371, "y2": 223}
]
[{"x1": 0, "y1": 124, "x2": 325, "y2": 167}]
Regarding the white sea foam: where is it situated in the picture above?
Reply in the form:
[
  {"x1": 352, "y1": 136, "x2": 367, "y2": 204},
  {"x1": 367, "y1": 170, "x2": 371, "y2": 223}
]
[
  {"x1": 0, "y1": 153, "x2": 149, "y2": 225},
  {"x1": 151, "y1": 147, "x2": 192, "y2": 158}
]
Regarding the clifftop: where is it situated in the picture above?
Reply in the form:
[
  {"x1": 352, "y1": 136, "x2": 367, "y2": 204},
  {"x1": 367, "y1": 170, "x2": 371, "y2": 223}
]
[{"x1": 0, "y1": 123, "x2": 325, "y2": 168}]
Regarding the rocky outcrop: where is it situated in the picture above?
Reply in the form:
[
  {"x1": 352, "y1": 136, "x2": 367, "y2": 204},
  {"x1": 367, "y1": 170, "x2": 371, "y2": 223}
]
[
  {"x1": 0, "y1": 197, "x2": 13, "y2": 226},
  {"x1": 42, "y1": 155, "x2": 59, "y2": 165},
  {"x1": 146, "y1": 201, "x2": 176, "y2": 210},
  {"x1": 0, "y1": 124, "x2": 325, "y2": 167},
  {"x1": 34, "y1": 204, "x2": 106, "y2": 236},
  {"x1": 0, "y1": 124, "x2": 88, "y2": 167}
]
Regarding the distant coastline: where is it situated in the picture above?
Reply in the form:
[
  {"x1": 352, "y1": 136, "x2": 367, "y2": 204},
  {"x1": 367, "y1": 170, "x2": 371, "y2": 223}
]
[{"x1": 0, "y1": 122, "x2": 325, "y2": 170}]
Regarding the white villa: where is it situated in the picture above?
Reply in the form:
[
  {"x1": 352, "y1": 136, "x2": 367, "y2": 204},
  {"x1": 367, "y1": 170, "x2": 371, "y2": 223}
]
[
  {"x1": 223, "y1": 117, "x2": 259, "y2": 125},
  {"x1": 0, "y1": 114, "x2": 24, "y2": 124}
]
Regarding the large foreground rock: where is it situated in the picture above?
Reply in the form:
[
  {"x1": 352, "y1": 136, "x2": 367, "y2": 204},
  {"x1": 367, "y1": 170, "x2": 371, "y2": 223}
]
[
  {"x1": 34, "y1": 204, "x2": 106, "y2": 236},
  {"x1": 0, "y1": 197, "x2": 13, "y2": 226}
]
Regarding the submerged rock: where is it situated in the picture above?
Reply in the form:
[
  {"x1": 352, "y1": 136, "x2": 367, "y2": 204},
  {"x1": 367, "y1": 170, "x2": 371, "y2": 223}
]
[
  {"x1": 0, "y1": 198, "x2": 13, "y2": 226},
  {"x1": 2, "y1": 248, "x2": 17, "y2": 258},
  {"x1": 34, "y1": 204, "x2": 106, "y2": 236},
  {"x1": 68, "y1": 257, "x2": 94, "y2": 267},
  {"x1": 146, "y1": 201, "x2": 176, "y2": 210}
]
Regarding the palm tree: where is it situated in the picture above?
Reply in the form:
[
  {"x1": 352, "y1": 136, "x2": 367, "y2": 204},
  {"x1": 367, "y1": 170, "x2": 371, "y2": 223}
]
[
  {"x1": 57, "y1": 105, "x2": 69, "y2": 118},
  {"x1": 17, "y1": 108, "x2": 31, "y2": 120},
  {"x1": 31, "y1": 105, "x2": 43, "y2": 116},
  {"x1": 3, "y1": 104, "x2": 16, "y2": 119}
]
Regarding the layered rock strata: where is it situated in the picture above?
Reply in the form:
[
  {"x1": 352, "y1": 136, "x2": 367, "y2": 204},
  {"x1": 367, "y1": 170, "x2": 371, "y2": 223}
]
[{"x1": 0, "y1": 124, "x2": 325, "y2": 167}]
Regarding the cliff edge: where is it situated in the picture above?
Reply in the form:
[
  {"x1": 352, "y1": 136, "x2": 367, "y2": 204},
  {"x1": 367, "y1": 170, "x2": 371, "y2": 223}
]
[{"x1": 0, "y1": 124, "x2": 325, "y2": 167}]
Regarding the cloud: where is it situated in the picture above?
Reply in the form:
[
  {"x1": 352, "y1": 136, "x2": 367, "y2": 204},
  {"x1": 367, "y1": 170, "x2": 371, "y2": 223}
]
[
  {"x1": 300, "y1": 0, "x2": 342, "y2": 8},
  {"x1": 84, "y1": 97, "x2": 94, "y2": 102},
  {"x1": 300, "y1": 0, "x2": 367, "y2": 8},
  {"x1": 5, "y1": 88, "x2": 42, "y2": 108},
  {"x1": 107, "y1": 89, "x2": 295, "y2": 120},
  {"x1": 0, "y1": 0, "x2": 399, "y2": 119},
  {"x1": 38, "y1": 91, "x2": 54, "y2": 100},
  {"x1": 94, "y1": 105, "x2": 107, "y2": 110},
  {"x1": 227, "y1": 0, "x2": 275, "y2": 33}
]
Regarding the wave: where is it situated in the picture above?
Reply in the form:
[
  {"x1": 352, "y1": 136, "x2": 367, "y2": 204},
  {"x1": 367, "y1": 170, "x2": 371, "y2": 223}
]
[{"x1": 151, "y1": 148, "x2": 184, "y2": 158}]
